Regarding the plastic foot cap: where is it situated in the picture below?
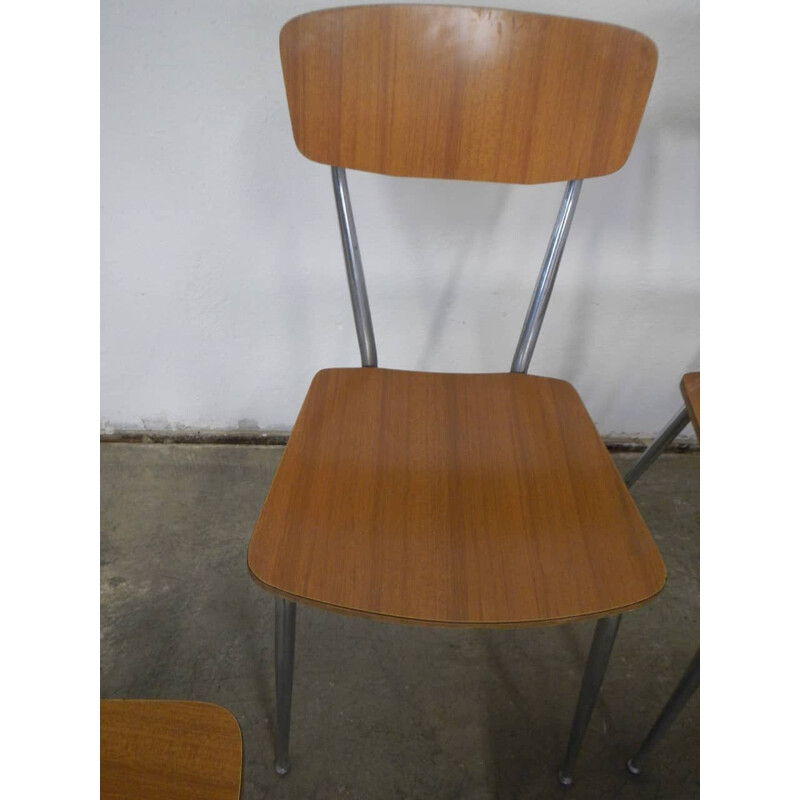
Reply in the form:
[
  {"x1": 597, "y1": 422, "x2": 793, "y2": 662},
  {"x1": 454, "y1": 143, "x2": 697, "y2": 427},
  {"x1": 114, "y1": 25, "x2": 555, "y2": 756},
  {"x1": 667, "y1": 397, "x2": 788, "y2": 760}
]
[
  {"x1": 274, "y1": 760, "x2": 290, "y2": 776},
  {"x1": 558, "y1": 770, "x2": 573, "y2": 786},
  {"x1": 626, "y1": 758, "x2": 641, "y2": 776}
]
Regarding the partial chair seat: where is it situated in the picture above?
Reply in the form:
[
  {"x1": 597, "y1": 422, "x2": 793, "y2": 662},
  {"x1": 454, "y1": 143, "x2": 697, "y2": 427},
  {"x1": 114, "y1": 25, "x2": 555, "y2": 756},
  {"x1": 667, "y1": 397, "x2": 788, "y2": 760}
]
[
  {"x1": 249, "y1": 368, "x2": 665, "y2": 626},
  {"x1": 100, "y1": 700, "x2": 242, "y2": 800},
  {"x1": 680, "y1": 372, "x2": 700, "y2": 439}
]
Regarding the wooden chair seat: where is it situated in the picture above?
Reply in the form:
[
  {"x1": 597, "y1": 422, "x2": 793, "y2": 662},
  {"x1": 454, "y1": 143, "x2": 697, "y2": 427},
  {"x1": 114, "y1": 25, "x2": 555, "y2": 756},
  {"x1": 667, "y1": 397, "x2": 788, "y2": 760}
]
[
  {"x1": 248, "y1": 368, "x2": 665, "y2": 627},
  {"x1": 100, "y1": 700, "x2": 242, "y2": 800}
]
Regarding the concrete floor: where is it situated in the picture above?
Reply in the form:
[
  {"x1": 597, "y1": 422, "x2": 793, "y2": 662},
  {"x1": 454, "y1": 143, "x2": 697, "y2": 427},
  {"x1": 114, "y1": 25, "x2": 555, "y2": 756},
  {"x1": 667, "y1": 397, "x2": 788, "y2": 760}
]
[{"x1": 101, "y1": 444, "x2": 699, "y2": 799}]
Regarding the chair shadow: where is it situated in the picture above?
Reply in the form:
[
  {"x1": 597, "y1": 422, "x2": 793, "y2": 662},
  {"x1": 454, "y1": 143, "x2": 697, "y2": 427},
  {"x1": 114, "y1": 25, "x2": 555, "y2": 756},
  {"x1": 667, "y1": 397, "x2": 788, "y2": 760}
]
[{"x1": 477, "y1": 622, "x2": 617, "y2": 799}]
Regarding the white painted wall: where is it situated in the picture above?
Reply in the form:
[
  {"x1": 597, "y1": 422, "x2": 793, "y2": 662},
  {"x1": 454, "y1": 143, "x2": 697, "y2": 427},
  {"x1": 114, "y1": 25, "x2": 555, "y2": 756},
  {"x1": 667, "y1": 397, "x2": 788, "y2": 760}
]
[{"x1": 101, "y1": 0, "x2": 699, "y2": 438}]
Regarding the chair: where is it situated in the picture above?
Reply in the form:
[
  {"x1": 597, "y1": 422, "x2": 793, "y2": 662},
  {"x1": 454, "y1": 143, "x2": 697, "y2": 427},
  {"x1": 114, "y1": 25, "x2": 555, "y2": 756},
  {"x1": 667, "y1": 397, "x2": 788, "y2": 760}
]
[
  {"x1": 623, "y1": 372, "x2": 700, "y2": 775},
  {"x1": 100, "y1": 700, "x2": 242, "y2": 799},
  {"x1": 248, "y1": 4, "x2": 665, "y2": 782}
]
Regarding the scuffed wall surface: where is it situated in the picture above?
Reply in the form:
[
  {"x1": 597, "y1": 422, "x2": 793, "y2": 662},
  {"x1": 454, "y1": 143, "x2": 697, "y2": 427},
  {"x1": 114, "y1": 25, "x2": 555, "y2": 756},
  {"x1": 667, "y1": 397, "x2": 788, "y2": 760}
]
[{"x1": 101, "y1": 0, "x2": 699, "y2": 437}]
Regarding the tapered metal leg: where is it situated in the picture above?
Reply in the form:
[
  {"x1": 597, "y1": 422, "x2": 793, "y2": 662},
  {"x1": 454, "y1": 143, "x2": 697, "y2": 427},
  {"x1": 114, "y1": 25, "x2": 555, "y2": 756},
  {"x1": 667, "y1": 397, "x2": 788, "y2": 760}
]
[
  {"x1": 624, "y1": 406, "x2": 690, "y2": 488},
  {"x1": 627, "y1": 650, "x2": 699, "y2": 775},
  {"x1": 558, "y1": 614, "x2": 622, "y2": 786},
  {"x1": 274, "y1": 597, "x2": 296, "y2": 776}
]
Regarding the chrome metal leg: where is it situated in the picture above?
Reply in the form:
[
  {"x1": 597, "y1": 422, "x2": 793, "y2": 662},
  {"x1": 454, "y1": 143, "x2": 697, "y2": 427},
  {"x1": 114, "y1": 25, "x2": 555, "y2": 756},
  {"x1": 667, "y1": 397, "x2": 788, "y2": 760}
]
[
  {"x1": 274, "y1": 597, "x2": 297, "y2": 775},
  {"x1": 558, "y1": 614, "x2": 622, "y2": 786},
  {"x1": 624, "y1": 406, "x2": 690, "y2": 488},
  {"x1": 627, "y1": 650, "x2": 699, "y2": 775}
]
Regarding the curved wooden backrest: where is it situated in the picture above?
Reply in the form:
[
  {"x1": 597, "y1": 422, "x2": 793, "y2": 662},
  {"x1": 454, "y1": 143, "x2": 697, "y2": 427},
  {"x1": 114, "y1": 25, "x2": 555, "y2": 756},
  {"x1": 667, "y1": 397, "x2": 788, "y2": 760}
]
[{"x1": 280, "y1": 5, "x2": 657, "y2": 184}]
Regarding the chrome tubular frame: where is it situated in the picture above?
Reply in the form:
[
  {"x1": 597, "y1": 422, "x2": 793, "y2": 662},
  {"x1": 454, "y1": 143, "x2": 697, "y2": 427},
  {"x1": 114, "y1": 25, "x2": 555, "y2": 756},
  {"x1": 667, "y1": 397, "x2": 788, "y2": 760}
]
[
  {"x1": 331, "y1": 166, "x2": 378, "y2": 367},
  {"x1": 274, "y1": 597, "x2": 297, "y2": 775},
  {"x1": 624, "y1": 406, "x2": 691, "y2": 488},
  {"x1": 333, "y1": 169, "x2": 581, "y2": 373},
  {"x1": 558, "y1": 613, "x2": 622, "y2": 786},
  {"x1": 511, "y1": 179, "x2": 583, "y2": 374},
  {"x1": 627, "y1": 650, "x2": 700, "y2": 775}
]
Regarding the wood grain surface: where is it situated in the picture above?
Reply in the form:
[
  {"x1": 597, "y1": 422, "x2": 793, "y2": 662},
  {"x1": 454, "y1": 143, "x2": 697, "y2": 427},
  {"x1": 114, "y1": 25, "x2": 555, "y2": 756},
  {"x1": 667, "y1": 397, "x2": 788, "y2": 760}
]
[
  {"x1": 279, "y1": 5, "x2": 657, "y2": 184},
  {"x1": 100, "y1": 700, "x2": 242, "y2": 800},
  {"x1": 681, "y1": 371, "x2": 700, "y2": 439},
  {"x1": 249, "y1": 368, "x2": 665, "y2": 627}
]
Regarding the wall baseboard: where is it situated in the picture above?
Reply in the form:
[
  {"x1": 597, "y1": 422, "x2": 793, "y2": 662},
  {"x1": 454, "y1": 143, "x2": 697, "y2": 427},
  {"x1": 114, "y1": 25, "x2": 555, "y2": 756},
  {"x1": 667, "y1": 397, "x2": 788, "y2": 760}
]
[
  {"x1": 100, "y1": 430, "x2": 698, "y2": 453},
  {"x1": 603, "y1": 437, "x2": 697, "y2": 453},
  {"x1": 100, "y1": 430, "x2": 292, "y2": 446}
]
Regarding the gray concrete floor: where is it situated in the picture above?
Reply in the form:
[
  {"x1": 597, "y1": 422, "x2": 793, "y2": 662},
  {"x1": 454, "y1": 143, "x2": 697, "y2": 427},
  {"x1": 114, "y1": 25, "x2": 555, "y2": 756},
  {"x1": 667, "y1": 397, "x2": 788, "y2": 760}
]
[{"x1": 101, "y1": 444, "x2": 699, "y2": 799}]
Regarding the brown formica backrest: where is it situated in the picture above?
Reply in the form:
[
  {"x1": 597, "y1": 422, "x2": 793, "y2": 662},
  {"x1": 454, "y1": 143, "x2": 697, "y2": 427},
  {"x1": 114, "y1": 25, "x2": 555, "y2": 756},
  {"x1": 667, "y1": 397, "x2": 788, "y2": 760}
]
[{"x1": 280, "y1": 4, "x2": 657, "y2": 184}]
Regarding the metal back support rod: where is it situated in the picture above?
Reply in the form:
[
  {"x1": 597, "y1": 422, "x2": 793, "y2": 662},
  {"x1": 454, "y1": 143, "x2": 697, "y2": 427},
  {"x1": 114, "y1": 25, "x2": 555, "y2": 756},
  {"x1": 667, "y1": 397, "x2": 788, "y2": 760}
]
[
  {"x1": 332, "y1": 166, "x2": 378, "y2": 367},
  {"x1": 332, "y1": 168, "x2": 582, "y2": 373},
  {"x1": 511, "y1": 179, "x2": 582, "y2": 373}
]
